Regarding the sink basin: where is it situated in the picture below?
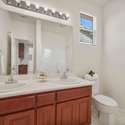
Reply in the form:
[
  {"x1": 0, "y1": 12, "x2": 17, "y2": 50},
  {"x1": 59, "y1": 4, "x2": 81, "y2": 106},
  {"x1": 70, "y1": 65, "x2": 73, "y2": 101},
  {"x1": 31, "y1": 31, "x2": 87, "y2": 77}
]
[
  {"x1": 51, "y1": 77, "x2": 83, "y2": 85},
  {"x1": 0, "y1": 82, "x2": 27, "y2": 93}
]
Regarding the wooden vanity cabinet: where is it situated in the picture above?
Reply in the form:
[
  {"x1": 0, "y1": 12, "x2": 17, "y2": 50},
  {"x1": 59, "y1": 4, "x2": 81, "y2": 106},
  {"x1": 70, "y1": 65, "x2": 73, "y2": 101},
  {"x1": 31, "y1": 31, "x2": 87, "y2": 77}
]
[
  {"x1": 57, "y1": 97, "x2": 91, "y2": 125},
  {"x1": 37, "y1": 92, "x2": 55, "y2": 107},
  {"x1": 0, "y1": 96, "x2": 35, "y2": 115},
  {"x1": 36, "y1": 92, "x2": 56, "y2": 125},
  {"x1": 57, "y1": 87, "x2": 91, "y2": 102},
  {"x1": 0, "y1": 86, "x2": 92, "y2": 125},
  {"x1": 37, "y1": 106, "x2": 55, "y2": 125},
  {"x1": 0, "y1": 95, "x2": 35, "y2": 125},
  {"x1": 0, "y1": 117, "x2": 3, "y2": 125},
  {"x1": 4, "y1": 110, "x2": 35, "y2": 125},
  {"x1": 57, "y1": 87, "x2": 91, "y2": 125}
]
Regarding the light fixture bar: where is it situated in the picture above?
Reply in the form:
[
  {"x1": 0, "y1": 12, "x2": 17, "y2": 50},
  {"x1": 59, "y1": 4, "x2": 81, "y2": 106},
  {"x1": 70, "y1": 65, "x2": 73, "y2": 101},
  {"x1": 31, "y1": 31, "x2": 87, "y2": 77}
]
[{"x1": 5, "y1": 0, "x2": 70, "y2": 20}]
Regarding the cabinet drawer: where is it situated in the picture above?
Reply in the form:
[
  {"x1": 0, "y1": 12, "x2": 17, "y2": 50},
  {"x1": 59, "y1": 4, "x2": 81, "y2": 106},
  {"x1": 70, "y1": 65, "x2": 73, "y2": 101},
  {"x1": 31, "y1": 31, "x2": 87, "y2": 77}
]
[
  {"x1": 37, "y1": 92, "x2": 55, "y2": 107},
  {"x1": 0, "y1": 96, "x2": 35, "y2": 115},
  {"x1": 4, "y1": 110, "x2": 35, "y2": 125},
  {"x1": 57, "y1": 86, "x2": 91, "y2": 102}
]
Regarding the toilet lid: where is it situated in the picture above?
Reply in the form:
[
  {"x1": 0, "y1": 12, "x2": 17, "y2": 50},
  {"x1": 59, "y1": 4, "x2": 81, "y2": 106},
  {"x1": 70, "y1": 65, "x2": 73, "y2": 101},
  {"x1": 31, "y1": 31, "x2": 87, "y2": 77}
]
[{"x1": 94, "y1": 95, "x2": 118, "y2": 107}]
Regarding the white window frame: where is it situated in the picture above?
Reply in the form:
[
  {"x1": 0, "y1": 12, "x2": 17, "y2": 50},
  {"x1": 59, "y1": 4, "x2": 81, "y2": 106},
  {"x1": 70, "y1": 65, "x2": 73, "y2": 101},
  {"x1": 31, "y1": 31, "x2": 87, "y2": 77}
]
[{"x1": 80, "y1": 11, "x2": 96, "y2": 45}]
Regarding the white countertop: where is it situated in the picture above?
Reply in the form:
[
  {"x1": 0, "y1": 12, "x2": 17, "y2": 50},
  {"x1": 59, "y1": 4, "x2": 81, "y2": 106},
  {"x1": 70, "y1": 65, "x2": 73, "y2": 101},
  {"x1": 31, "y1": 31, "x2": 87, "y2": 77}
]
[{"x1": 0, "y1": 77, "x2": 94, "y2": 99}]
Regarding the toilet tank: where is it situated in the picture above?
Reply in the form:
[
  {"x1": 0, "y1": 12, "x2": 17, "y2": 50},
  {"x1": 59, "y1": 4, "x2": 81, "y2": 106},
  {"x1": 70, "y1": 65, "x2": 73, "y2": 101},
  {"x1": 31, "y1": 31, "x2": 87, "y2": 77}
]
[
  {"x1": 92, "y1": 78, "x2": 100, "y2": 96},
  {"x1": 84, "y1": 73, "x2": 99, "y2": 96}
]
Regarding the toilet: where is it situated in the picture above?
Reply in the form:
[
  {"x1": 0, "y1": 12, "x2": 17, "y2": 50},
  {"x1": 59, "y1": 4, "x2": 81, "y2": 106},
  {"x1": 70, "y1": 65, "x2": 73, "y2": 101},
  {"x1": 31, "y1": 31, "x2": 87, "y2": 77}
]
[{"x1": 92, "y1": 79, "x2": 118, "y2": 125}]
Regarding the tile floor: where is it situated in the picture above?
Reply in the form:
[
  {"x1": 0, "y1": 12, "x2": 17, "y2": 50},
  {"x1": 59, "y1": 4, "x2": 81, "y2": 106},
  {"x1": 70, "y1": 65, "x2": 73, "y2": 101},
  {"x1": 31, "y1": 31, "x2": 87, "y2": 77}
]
[
  {"x1": 91, "y1": 106, "x2": 99, "y2": 125},
  {"x1": 92, "y1": 106, "x2": 125, "y2": 125}
]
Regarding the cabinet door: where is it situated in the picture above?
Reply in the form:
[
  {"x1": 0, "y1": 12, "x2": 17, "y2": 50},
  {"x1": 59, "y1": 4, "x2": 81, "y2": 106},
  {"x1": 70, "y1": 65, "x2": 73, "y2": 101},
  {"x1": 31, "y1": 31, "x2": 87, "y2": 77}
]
[
  {"x1": 57, "y1": 100, "x2": 74, "y2": 125},
  {"x1": 76, "y1": 98, "x2": 91, "y2": 125},
  {"x1": 37, "y1": 105, "x2": 55, "y2": 125},
  {"x1": 4, "y1": 110, "x2": 35, "y2": 125},
  {"x1": 0, "y1": 117, "x2": 3, "y2": 125},
  {"x1": 57, "y1": 97, "x2": 91, "y2": 125}
]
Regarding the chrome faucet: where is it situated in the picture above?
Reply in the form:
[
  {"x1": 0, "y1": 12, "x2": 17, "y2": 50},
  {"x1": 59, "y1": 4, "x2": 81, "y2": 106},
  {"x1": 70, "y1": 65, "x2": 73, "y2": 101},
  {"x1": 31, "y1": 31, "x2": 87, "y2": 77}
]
[
  {"x1": 61, "y1": 68, "x2": 70, "y2": 79},
  {"x1": 61, "y1": 71, "x2": 68, "y2": 79},
  {"x1": 6, "y1": 66, "x2": 17, "y2": 84}
]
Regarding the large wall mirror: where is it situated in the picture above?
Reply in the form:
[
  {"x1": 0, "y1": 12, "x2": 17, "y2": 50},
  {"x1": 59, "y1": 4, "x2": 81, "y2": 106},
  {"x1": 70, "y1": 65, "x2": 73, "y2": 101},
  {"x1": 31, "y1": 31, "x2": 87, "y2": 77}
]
[
  {"x1": 0, "y1": 9, "x2": 73, "y2": 76},
  {"x1": 0, "y1": 9, "x2": 35, "y2": 75},
  {"x1": 36, "y1": 20, "x2": 73, "y2": 75}
]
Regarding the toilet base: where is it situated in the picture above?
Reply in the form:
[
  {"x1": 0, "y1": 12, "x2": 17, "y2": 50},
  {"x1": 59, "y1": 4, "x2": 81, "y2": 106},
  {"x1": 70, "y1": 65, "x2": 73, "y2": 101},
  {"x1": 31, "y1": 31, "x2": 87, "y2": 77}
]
[{"x1": 99, "y1": 112, "x2": 116, "y2": 125}]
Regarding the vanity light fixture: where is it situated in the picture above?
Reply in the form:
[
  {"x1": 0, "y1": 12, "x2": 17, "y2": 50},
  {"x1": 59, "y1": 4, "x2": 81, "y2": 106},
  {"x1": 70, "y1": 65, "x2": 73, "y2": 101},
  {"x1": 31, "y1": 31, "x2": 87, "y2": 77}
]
[
  {"x1": 52, "y1": 9, "x2": 56, "y2": 13},
  {"x1": 59, "y1": 12, "x2": 63, "y2": 15},
  {"x1": 3, "y1": 0, "x2": 70, "y2": 20},
  {"x1": 35, "y1": 4, "x2": 39, "y2": 9},
  {"x1": 29, "y1": 3, "x2": 36, "y2": 11},
  {"x1": 7, "y1": 0, "x2": 18, "y2": 7},
  {"x1": 37, "y1": 7, "x2": 45, "y2": 14},
  {"x1": 66, "y1": 13, "x2": 69, "y2": 18},
  {"x1": 25, "y1": 0, "x2": 30, "y2": 6},
  {"x1": 44, "y1": 7, "x2": 48, "y2": 11},
  {"x1": 19, "y1": 0, "x2": 27, "y2": 9},
  {"x1": 46, "y1": 9, "x2": 53, "y2": 16}
]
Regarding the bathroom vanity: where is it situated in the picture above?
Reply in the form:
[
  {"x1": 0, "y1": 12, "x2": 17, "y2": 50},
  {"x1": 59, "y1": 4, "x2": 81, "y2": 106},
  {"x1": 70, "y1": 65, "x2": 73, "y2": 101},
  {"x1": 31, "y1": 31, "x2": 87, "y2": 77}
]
[
  {"x1": 0, "y1": 6, "x2": 91, "y2": 125},
  {"x1": 0, "y1": 1, "x2": 92, "y2": 125},
  {"x1": 0, "y1": 85, "x2": 92, "y2": 125}
]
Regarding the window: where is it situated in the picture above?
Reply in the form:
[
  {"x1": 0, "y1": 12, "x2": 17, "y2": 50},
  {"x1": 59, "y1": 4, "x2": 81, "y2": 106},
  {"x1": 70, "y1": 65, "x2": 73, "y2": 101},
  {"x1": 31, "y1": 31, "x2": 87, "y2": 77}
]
[{"x1": 80, "y1": 12, "x2": 96, "y2": 45}]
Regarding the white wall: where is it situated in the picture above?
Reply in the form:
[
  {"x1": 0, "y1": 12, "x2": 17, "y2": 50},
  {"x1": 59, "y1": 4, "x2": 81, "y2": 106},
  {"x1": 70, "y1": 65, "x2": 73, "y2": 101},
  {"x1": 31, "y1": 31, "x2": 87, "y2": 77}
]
[
  {"x1": 30, "y1": 0, "x2": 103, "y2": 77},
  {"x1": 0, "y1": 0, "x2": 103, "y2": 89},
  {"x1": 103, "y1": 0, "x2": 125, "y2": 110},
  {"x1": 0, "y1": 9, "x2": 11, "y2": 74},
  {"x1": 11, "y1": 14, "x2": 35, "y2": 42}
]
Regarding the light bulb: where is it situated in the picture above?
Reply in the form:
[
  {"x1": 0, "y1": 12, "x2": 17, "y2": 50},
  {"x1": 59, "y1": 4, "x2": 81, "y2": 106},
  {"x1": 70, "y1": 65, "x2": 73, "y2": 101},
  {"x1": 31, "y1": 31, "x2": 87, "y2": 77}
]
[
  {"x1": 44, "y1": 7, "x2": 48, "y2": 11},
  {"x1": 59, "y1": 12, "x2": 63, "y2": 15},
  {"x1": 52, "y1": 9, "x2": 56, "y2": 13},
  {"x1": 35, "y1": 4, "x2": 39, "y2": 9},
  {"x1": 66, "y1": 13, "x2": 69, "y2": 18},
  {"x1": 26, "y1": 1, "x2": 30, "y2": 6}
]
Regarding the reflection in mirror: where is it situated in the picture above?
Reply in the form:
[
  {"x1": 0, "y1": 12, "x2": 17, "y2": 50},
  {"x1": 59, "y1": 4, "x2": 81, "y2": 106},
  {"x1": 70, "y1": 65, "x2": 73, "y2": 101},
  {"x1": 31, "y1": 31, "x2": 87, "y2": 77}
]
[
  {"x1": 36, "y1": 21, "x2": 73, "y2": 75},
  {"x1": 11, "y1": 34, "x2": 34, "y2": 75},
  {"x1": 9, "y1": 12, "x2": 35, "y2": 75},
  {"x1": 0, "y1": 8, "x2": 73, "y2": 76},
  {"x1": 7, "y1": 33, "x2": 12, "y2": 75},
  {"x1": 0, "y1": 32, "x2": 12, "y2": 76},
  {"x1": 0, "y1": 9, "x2": 11, "y2": 76},
  {"x1": 0, "y1": 50, "x2": 3, "y2": 75}
]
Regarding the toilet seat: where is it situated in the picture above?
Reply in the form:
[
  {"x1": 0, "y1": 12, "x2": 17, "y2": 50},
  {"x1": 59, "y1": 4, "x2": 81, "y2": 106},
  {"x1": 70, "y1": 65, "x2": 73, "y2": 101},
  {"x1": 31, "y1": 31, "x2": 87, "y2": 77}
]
[
  {"x1": 94, "y1": 95, "x2": 118, "y2": 107},
  {"x1": 93, "y1": 94, "x2": 118, "y2": 114}
]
